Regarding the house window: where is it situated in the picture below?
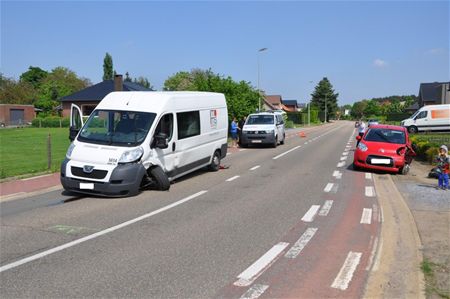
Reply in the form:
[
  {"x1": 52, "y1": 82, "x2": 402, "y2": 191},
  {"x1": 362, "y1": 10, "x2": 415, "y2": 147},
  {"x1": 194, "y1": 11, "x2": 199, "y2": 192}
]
[
  {"x1": 82, "y1": 105, "x2": 96, "y2": 116},
  {"x1": 177, "y1": 111, "x2": 200, "y2": 139}
]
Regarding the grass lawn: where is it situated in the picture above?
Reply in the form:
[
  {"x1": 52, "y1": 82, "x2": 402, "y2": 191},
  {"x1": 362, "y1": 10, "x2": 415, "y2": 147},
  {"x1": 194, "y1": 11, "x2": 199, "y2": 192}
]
[{"x1": 0, "y1": 127, "x2": 70, "y2": 179}]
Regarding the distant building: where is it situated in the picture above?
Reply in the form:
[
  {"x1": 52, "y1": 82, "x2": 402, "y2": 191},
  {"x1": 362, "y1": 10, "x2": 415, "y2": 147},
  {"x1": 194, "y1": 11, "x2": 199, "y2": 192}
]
[
  {"x1": 262, "y1": 95, "x2": 283, "y2": 111},
  {"x1": 0, "y1": 104, "x2": 35, "y2": 126},
  {"x1": 59, "y1": 74, "x2": 151, "y2": 118},
  {"x1": 417, "y1": 82, "x2": 450, "y2": 107},
  {"x1": 281, "y1": 100, "x2": 299, "y2": 112}
]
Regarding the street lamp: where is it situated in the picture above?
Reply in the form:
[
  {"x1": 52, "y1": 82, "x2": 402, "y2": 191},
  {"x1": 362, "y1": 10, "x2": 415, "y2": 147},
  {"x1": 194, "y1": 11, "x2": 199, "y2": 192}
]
[
  {"x1": 308, "y1": 81, "x2": 313, "y2": 126},
  {"x1": 324, "y1": 94, "x2": 327, "y2": 123},
  {"x1": 257, "y1": 47, "x2": 268, "y2": 112}
]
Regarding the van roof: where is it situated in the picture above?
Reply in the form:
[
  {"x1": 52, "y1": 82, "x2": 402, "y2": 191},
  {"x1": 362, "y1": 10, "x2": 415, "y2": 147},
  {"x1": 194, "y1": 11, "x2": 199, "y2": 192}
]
[{"x1": 96, "y1": 91, "x2": 226, "y2": 114}]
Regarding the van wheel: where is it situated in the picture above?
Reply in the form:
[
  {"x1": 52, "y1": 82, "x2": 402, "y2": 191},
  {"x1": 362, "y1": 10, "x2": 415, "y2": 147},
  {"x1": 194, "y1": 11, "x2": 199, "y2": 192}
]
[
  {"x1": 408, "y1": 126, "x2": 418, "y2": 134},
  {"x1": 149, "y1": 166, "x2": 170, "y2": 191},
  {"x1": 209, "y1": 150, "x2": 221, "y2": 172},
  {"x1": 280, "y1": 133, "x2": 285, "y2": 145},
  {"x1": 272, "y1": 135, "x2": 278, "y2": 148}
]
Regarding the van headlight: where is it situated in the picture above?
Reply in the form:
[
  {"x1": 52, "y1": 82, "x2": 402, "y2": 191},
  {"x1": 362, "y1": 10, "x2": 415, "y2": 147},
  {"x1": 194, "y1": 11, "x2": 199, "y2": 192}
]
[
  {"x1": 66, "y1": 143, "x2": 76, "y2": 159},
  {"x1": 265, "y1": 130, "x2": 274, "y2": 134},
  {"x1": 119, "y1": 147, "x2": 144, "y2": 163}
]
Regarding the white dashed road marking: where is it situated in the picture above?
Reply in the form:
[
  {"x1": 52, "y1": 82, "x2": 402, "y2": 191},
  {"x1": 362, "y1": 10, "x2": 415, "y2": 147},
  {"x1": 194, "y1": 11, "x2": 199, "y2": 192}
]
[
  {"x1": 331, "y1": 251, "x2": 362, "y2": 290},
  {"x1": 285, "y1": 228, "x2": 318, "y2": 258},
  {"x1": 318, "y1": 200, "x2": 334, "y2": 216},
  {"x1": 240, "y1": 284, "x2": 269, "y2": 299},
  {"x1": 249, "y1": 165, "x2": 260, "y2": 171},
  {"x1": 301, "y1": 205, "x2": 321, "y2": 222},
  {"x1": 360, "y1": 208, "x2": 372, "y2": 224},
  {"x1": 365, "y1": 186, "x2": 375, "y2": 197},
  {"x1": 226, "y1": 175, "x2": 240, "y2": 182},
  {"x1": 324, "y1": 183, "x2": 334, "y2": 192},
  {"x1": 365, "y1": 173, "x2": 372, "y2": 179},
  {"x1": 337, "y1": 162, "x2": 346, "y2": 168},
  {"x1": 273, "y1": 146, "x2": 301, "y2": 160},
  {"x1": 332, "y1": 170, "x2": 342, "y2": 179},
  {"x1": 234, "y1": 242, "x2": 290, "y2": 287}
]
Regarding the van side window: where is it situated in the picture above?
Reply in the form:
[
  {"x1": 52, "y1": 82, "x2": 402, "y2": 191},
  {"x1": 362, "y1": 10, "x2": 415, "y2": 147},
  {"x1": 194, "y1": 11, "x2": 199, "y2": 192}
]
[
  {"x1": 177, "y1": 111, "x2": 200, "y2": 139},
  {"x1": 155, "y1": 114, "x2": 173, "y2": 141},
  {"x1": 415, "y1": 111, "x2": 427, "y2": 120}
]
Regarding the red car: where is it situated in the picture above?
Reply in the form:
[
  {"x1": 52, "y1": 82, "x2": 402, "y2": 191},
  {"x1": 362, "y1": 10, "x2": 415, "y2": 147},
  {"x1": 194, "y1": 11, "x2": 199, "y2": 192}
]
[{"x1": 353, "y1": 125, "x2": 416, "y2": 174}]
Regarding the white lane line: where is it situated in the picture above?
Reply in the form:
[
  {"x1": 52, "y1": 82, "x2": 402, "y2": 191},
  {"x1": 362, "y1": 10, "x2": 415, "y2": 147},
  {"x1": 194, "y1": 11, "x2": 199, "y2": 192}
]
[
  {"x1": 285, "y1": 228, "x2": 318, "y2": 258},
  {"x1": 337, "y1": 161, "x2": 346, "y2": 168},
  {"x1": 226, "y1": 175, "x2": 240, "y2": 182},
  {"x1": 240, "y1": 149, "x2": 247, "y2": 152},
  {"x1": 342, "y1": 152, "x2": 349, "y2": 156},
  {"x1": 365, "y1": 173, "x2": 372, "y2": 180},
  {"x1": 324, "y1": 183, "x2": 334, "y2": 193},
  {"x1": 366, "y1": 237, "x2": 379, "y2": 271},
  {"x1": 234, "y1": 242, "x2": 289, "y2": 287},
  {"x1": 365, "y1": 186, "x2": 375, "y2": 197},
  {"x1": 340, "y1": 156, "x2": 347, "y2": 161},
  {"x1": 0, "y1": 190, "x2": 208, "y2": 273},
  {"x1": 227, "y1": 152, "x2": 232, "y2": 156},
  {"x1": 332, "y1": 170, "x2": 342, "y2": 179},
  {"x1": 360, "y1": 208, "x2": 373, "y2": 224},
  {"x1": 331, "y1": 251, "x2": 362, "y2": 290},
  {"x1": 319, "y1": 200, "x2": 334, "y2": 216},
  {"x1": 272, "y1": 145, "x2": 301, "y2": 160},
  {"x1": 249, "y1": 165, "x2": 260, "y2": 171},
  {"x1": 301, "y1": 205, "x2": 321, "y2": 222},
  {"x1": 240, "y1": 284, "x2": 269, "y2": 299}
]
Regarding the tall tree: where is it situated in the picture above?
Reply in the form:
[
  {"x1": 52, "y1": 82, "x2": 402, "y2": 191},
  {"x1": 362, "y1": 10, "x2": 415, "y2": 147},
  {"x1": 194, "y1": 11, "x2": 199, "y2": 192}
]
[
  {"x1": 103, "y1": 53, "x2": 113, "y2": 81},
  {"x1": 310, "y1": 77, "x2": 339, "y2": 122},
  {"x1": 125, "y1": 72, "x2": 132, "y2": 82},
  {"x1": 0, "y1": 74, "x2": 36, "y2": 104},
  {"x1": 19, "y1": 66, "x2": 48, "y2": 89},
  {"x1": 133, "y1": 76, "x2": 153, "y2": 90}
]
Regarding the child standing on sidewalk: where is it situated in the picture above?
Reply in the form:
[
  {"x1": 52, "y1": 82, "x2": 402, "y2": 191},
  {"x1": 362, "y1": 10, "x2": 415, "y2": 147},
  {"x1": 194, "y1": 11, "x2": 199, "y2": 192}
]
[{"x1": 436, "y1": 145, "x2": 449, "y2": 190}]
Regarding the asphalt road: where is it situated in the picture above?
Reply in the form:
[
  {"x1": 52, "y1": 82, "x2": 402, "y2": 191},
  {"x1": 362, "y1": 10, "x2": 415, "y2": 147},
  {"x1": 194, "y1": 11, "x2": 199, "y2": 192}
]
[{"x1": 0, "y1": 121, "x2": 380, "y2": 298}]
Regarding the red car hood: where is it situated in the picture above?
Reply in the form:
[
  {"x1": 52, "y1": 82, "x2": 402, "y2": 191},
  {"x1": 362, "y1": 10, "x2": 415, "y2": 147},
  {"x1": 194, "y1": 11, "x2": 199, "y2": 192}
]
[{"x1": 361, "y1": 141, "x2": 408, "y2": 155}]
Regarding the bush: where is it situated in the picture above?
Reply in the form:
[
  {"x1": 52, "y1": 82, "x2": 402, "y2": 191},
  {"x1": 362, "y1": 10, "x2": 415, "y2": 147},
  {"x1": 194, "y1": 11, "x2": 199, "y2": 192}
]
[
  {"x1": 285, "y1": 120, "x2": 295, "y2": 128},
  {"x1": 32, "y1": 117, "x2": 70, "y2": 128},
  {"x1": 425, "y1": 147, "x2": 439, "y2": 164}
]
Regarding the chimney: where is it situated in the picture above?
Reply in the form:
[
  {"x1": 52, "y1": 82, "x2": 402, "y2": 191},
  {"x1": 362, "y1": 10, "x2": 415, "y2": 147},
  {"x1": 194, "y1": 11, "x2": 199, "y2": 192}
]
[{"x1": 114, "y1": 74, "x2": 123, "y2": 91}]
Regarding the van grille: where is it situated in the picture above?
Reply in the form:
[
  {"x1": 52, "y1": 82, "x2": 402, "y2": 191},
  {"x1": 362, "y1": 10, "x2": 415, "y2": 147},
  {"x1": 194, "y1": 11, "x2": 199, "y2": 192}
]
[{"x1": 71, "y1": 167, "x2": 108, "y2": 179}]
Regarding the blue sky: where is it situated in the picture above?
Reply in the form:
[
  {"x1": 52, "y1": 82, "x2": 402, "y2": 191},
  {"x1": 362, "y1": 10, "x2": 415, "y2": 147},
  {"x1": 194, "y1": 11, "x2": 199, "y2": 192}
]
[{"x1": 1, "y1": 1, "x2": 449, "y2": 105}]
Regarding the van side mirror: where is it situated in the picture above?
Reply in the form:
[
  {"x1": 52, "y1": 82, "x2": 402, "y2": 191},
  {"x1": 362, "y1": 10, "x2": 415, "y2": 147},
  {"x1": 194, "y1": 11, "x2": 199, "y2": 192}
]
[
  {"x1": 154, "y1": 132, "x2": 169, "y2": 149},
  {"x1": 356, "y1": 135, "x2": 362, "y2": 141},
  {"x1": 69, "y1": 126, "x2": 79, "y2": 141}
]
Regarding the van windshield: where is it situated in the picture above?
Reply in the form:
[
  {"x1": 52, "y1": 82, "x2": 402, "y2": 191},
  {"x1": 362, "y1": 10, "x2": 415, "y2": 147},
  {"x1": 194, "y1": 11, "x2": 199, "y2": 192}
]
[
  {"x1": 246, "y1": 115, "x2": 274, "y2": 125},
  {"x1": 78, "y1": 110, "x2": 156, "y2": 147}
]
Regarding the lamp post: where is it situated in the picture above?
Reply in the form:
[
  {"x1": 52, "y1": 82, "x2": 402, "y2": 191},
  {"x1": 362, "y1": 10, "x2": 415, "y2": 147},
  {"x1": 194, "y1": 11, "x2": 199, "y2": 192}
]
[
  {"x1": 257, "y1": 47, "x2": 268, "y2": 112},
  {"x1": 324, "y1": 94, "x2": 327, "y2": 123},
  {"x1": 308, "y1": 81, "x2": 313, "y2": 126}
]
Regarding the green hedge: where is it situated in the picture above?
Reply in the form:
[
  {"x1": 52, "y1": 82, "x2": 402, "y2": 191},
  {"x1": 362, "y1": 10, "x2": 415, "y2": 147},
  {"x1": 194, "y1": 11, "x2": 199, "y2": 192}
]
[
  {"x1": 386, "y1": 113, "x2": 412, "y2": 121},
  {"x1": 410, "y1": 135, "x2": 450, "y2": 163},
  {"x1": 32, "y1": 117, "x2": 70, "y2": 128}
]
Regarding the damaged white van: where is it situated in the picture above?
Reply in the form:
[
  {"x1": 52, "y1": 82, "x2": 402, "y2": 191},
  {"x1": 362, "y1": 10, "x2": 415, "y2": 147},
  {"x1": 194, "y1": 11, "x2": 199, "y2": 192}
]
[{"x1": 61, "y1": 91, "x2": 228, "y2": 197}]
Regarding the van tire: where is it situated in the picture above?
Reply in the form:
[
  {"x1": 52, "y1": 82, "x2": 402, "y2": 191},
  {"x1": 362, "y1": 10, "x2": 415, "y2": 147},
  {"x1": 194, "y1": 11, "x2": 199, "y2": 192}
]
[
  {"x1": 272, "y1": 135, "x2": 278, "y2": 148},
  {"x1": 408, "y1": 126, "x2": 418, "y2": 134},
  {"x1": 149, "y1": 166, "x2": 170, "y2": 191},
  {"x1": 280, "y1": 133, "x2": 285, "y2": 145},
  {"x1": 209, "y1": 150, "x2": 221, "y2": 172}
]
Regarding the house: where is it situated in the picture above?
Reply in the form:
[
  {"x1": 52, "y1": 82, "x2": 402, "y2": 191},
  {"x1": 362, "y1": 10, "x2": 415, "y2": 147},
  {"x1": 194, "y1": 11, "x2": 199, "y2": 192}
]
[
  {"x1": 417, "y1": 82, "x2": 450, "y2": 107},
  {"x1": 281, "y1": 100, "x2": 299, "y2": 112},
  {"x1": 262, "y1": 95, "x2": 283, "y2": 111},
  {"x1": 0, "y1": 104, "x2": 35, "y2": 126},
  {"x1": 59, "y1": 74, "x2": 151, "y2": 118}
]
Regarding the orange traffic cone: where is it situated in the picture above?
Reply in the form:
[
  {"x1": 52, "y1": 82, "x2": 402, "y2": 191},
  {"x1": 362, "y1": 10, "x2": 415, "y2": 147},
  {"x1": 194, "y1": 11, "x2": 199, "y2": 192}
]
[{"x1": 299, "y1": 131, "x2": 306, "y2": 138}]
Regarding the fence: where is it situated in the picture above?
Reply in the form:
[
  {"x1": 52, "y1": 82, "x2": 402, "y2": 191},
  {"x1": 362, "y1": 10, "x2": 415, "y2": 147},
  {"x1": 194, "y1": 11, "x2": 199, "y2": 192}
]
[{"x1": 0, "y1": 127, "x2": 70, "y2": 179}]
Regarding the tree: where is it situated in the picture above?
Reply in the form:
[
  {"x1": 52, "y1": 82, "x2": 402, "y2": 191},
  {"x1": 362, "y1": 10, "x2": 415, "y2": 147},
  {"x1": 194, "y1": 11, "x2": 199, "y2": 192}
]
[
  {"x1": 0, "y1": 73, "x2": 36, "y2": 105},
  {"x1": 103, "y1": 53, "x2": 113, "y2": 81},
  {"x1": 163, "y1": 68, "x2": 259, "y2": 120},
  {"x1": 19, "y1": 66, "x2": 48, "y2": 89},
  {"x1": 133, "y1": 76, "x2": 154, "y2": 90},
  {"x1": 310, "y1": 77, "x2": 339, "y2": 122},
  {"x1": 364, "y1": 100, "x2": 381, "y2": 116},
  {"x1": 350, "y1": 100, "x2": 368, "y2": 119},
  {"x1": 125, "y1": 72, "x2": 132, "y2": 82}
]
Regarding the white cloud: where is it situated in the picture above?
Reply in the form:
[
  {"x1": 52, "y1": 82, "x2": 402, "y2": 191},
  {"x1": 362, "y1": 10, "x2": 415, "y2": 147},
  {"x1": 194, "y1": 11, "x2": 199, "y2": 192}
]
[
  {"x1": 373, "y1": 59, "x2": 388, "y2": 68},
  {"x1": 426, "y1": 48, "x2": 445, "y2": 55}
]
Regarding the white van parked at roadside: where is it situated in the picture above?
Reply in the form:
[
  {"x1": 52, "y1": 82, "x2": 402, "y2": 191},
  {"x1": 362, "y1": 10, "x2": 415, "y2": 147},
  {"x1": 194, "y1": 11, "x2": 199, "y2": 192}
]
[
  {"x1": 401, "y1": 104, "x2": 450, "y2": 133},
  {"x1": 61, "y1": 91, "x2": 228, "y2": 197},
  {"x1": 240, "y1": 112, "x2": 285, "y2": 148}
]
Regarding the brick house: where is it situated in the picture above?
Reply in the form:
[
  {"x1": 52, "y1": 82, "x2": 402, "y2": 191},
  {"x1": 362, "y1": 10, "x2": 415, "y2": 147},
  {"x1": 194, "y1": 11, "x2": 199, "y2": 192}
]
[
  {"x1": 0, "y1": 104, "x2": 36, "y2": 126},
  {"x1": 59, "y1": 75, "x2": 151, "y2": 118}
]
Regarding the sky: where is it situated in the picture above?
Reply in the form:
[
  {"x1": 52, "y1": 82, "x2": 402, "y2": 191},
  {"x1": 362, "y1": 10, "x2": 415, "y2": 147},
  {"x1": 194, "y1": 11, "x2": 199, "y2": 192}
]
[{"x1": 1, "y1": 0, "x2": 449, "y2": 105}]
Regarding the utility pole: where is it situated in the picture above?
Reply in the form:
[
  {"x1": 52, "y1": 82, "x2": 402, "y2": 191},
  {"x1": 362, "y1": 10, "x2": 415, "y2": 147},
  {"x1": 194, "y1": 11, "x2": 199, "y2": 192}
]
[{"x1": 324, "y1": 94, "x2": 327, "y2": 123}]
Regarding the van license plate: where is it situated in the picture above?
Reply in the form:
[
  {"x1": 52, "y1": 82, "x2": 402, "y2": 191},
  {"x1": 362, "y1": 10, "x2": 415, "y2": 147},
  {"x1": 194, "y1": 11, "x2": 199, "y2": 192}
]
[
  {"x1": 371, "y1": 158, "x2": 390, "y2": 164},
  {"x1": 252, "y1": 140, "x2": 262, "y2": 143},
  {"x1": 80, "y1": 183, "x2": 94, "y2": 190}
]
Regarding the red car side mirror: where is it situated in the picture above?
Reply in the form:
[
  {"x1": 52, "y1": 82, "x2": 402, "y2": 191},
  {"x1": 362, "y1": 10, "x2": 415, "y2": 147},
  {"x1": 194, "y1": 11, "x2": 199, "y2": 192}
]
[{"x1": 356, "y1": 135, "x2": 362, "y2": 141}]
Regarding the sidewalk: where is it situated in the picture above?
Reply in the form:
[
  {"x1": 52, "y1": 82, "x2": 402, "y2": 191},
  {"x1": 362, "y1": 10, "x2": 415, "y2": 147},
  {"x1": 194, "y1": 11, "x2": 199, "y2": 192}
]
[{"x1": 0, "y1": 172, "x2": 61, "y2": 201}]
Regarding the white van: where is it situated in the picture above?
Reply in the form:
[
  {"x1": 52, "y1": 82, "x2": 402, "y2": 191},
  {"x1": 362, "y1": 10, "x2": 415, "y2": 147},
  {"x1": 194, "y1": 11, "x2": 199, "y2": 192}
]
[
  {"x1": 61, "y1": 91, "x2": 228, "y2": 197},
  {"x1": 240, "y1": 112, "x2": 285, "y2": 148},
  {"x1": 401, "y1": 104, "x2": 450, "y2": 133}
]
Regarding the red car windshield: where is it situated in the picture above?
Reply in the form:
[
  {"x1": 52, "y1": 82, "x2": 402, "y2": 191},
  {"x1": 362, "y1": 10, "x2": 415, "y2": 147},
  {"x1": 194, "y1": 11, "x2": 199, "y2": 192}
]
[{"x1": 364, "y1": 128, "x2": 406, "y2": 144}]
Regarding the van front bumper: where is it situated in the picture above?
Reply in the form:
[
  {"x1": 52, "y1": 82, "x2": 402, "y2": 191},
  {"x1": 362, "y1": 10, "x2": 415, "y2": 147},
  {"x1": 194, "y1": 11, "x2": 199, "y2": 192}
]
[
  {"x1": 60, "y1": 159, "x2": 146, "y2": 197},
  {"x1": 240, "y1": 131, "x2": 276, "y2": 145}
]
